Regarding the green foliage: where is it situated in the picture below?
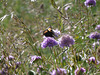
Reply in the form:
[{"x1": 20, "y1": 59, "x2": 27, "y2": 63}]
[
  {"x1": 28, "y1": 70, "x2": 36, "y2": 75},
  {"x1": 0, "y1": 0, "x2": 100, "y2": 75}
]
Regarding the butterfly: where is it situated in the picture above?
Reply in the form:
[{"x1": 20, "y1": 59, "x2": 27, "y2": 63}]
[{"x1": 43, "y1": 26, "x2": 54, "y2": 37}]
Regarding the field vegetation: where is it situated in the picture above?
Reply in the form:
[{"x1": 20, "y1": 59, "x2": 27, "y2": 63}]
[{"x1": 0, "y1": 0, "x2": 100, "y2": 75}]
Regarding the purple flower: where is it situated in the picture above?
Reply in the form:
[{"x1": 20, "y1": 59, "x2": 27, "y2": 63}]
[
  {"x1": 75, "y1": 68, "x2": 79, "y2": 75},
  {"x1": 0, "y1": 68, "x2": 8, "y2": 75},
  {"x1": 84, "y1": 0, "x2": 96, "y2": 7},
  {"x1": 15, "y1": 62, "x2": 21, "y2": 69},
  {"x1": 16, "y1": 62, "x2": 21, "y2": 65},
  {"x1": 30, "y1": 55, "x2": 41, "y2": 64},
  {"x1": 89, "y1": 57, "x2": 95, "y2": 63},
  {"x1": 50, "y1": 68, "x2": 67, "y2": 75},
  {"x1": 89, "y1": 32, "x2": 100, "y2": 39},
  {"x1": 53, "y1": 29, "x2": 61, "y2": 37},
  {"x1": 80, "y1": 68, "x2": 86, "y2": 73},
  {"x1": 50, "y1": 70, "x2": 56, "y2": 75},
  {"x1": 95, "y1": 25, "x2": 100, "y2": 30},
  {"x1": 1, "y1": 55, "x2": 4, "y2": 60},
  {"x1": 41, "y1": 37, "x2": 58, "y2": 48},
  {"x1": 75, "y1": 67, "x2": 86, "y2": 75},
  {"x1": 65, "y1": 6, "x2": 70, "y2": 11},
  {"x1": 57, "y1": 68, "x2": 67, "y2": 75},
  {"x1": 63, "y1": 57, "x2": 66, "y2": 60},
  {"x1": 8, "y1": 55, "x2": 14, "y2": 60},
  {"x1": 37, "y1": 66, "x2": 43, "y2": 73},
  {"x1": 0, "y1": 70, "x2": 6, "y2": 75},
  {"x1": 97, "y1": 60, "x2": 100, "y2": 65},
  {"x1": 58, "y1": 35, "x2": 75, "y2": 48},
  {"x1": 89, "y1": 57, "x2": 99, "y2": 64}
]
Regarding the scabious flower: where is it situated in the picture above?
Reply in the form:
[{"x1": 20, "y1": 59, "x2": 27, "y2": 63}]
[
  {"x1": 89, "y1": 57, "x2": 99, "y2": 64},
  {"x1": 8, "y1": 55, "x2": 14, "y2": 60},
  {"x1": 0, "y1": 70, "x2": 6, "y2": 75},
  {"x1": 50, "y1": 68, "x2": 67, "y2": 75},
  {"x1": 63, "y1": 57, "x2": 66, "y2": 60},
  {"x1": 95, "y1": 25, "x2": 100, "y2": 30},
  {"x1": 41, "y1": 37, "x2": 58, "y2": 48},
  {"x1": 15, "y1": 62, "x2": 21, "y2": 69},
  {"x1": 58, "y1": 35, "x2": 75, "y2": 48},
  {"x1": 89, "y1": 57, "x2": 95, "y2": 63},
  {"x1": 89, "y1": 32, "x2": 100, "y2": 39},
  {"x1": 65, "y1": 6, "x2": 70, "y2": 11},
  {"x1": 56, "y1": 68, "x2": 67, "y2": 75},
  {"x1": 84, "y1": 0, "x2": 96, "y2": 7},
  {"x1": 30, "y1": 55, "x2": 41, "y2": 64},
  {"x1": 50, "y1": 70, "x2": 56, "y2": 75},
  {"x1": 0, "y1": 68, "x2": 8, "y2": 75},
  {"x1": 53, "y1": 29, "x2": 61, "y2": 37},
  {"x1": 75, "y1": 67, "x2": 86, "y2": 75},
  {"x1": 1, "y1": 55, "x2": 4, "y2": 60},
  {"x1": 37, "y1": 66, "x2": 43, "y2": 73}
]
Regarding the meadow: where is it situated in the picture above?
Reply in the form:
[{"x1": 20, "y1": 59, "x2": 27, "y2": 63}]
[{"x1": 0, "y1": 0, "x2": 100, "y2": 75}]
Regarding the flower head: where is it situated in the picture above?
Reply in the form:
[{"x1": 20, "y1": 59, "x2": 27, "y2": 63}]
[
  {"x1": 75, "y1": 67, "x2": 86, "y2": 75},
  {"x1": 37, "y1": 66, "x2": 43, "y2": 73},
  {"x1": 58, "y1": 35, "x2": 75, "y2": 48},
  {"x1": 50, "y1": 70, "x2": 56, "y2": 75},
  {"x1": 30, "y1": 55, "x2": 41, "y2": 64},
  {"x1": 15, "y1": 62, "x2": 21, "y2": 69},
  {"x1": 63, "y1": 57, "x2": 66, "y2": 60},
  {"x1": 75, "y1": 68, "x2": 79, "y2": 75},
  {"x1": 80, "y1": 68, "x2": 86, "y2": 73},
  {"x1": 0, "y1": 68, "x2": 8, "y2": 75},
  {"x1": 50, "y1": 68, "x2": 67, "y2": 75},
  {"x1": 0, "y1": 70, "x2": 6, "y2": 75},
  {"x1": 97, "y1": 60, "x2": 100, "y2": 65},
  {"x1": 84, "y1": 0, "x2": 96, "y2": 7},
  {"x1": 8, "y1": 55, "x2": 14, "y2": 60},
  {"x1": 41, "y1": 37, "x2": 58, "y2": 48},
  {"x1": 57, "y1": 68, "x2": 67, "y2": 75},
  {"x1": 1, "y1": 55, "x2": 4, "y2": 60},
  {"x1": 89, "y1": 57, "x2": 95, "y2": 63},
  {"x1": 65, "y1": 6, "x2": 70, "y2": 11},
  {"x1": 89, "y1": 56, "x2": 100, "y2": 64},
  {"x1": 89, "y1": 32, "x2": 100, "y2": 39},
  {"x1": 95, "y1": 25, "x2": 100, "y2": 30}
]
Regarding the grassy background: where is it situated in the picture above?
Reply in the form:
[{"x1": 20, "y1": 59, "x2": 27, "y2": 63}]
[{"x1": 0, "y1": 0, "x2": 100, "y2": 75}]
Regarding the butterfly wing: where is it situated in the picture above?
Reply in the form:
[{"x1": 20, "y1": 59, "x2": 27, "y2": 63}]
[{"x1": 43, "y1": 27, "x2": 54, "y2": 37}]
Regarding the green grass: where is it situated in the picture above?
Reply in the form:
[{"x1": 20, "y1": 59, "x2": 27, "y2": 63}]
[{"x1": 0, "y1": 0, "x2": 100, "y2": 75}]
